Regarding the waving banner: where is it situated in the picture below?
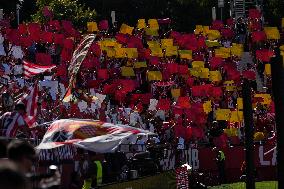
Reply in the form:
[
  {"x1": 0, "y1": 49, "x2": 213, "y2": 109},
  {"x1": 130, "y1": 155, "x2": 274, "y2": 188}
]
[
  {"x1": 37, "y1": 119, "x2": 155, "y2": 153},
  {"x1": 63, "y1": 34, "x2": 96, "y2": 102}
]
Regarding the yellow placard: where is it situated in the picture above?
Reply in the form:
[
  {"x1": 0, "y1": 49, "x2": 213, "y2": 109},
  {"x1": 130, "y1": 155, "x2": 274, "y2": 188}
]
[
  {"x1": 206, "y1": 40, "x2": 222, "y2": 47},
  {"x1": 99, "y1": 39, "x2": 117, "y2": 47},
  {"x1": 87, "y1": 22, "x2": 98, "y2": 32},
  {"x1": 254, "y1": 94, "x2": 272, "y2": 105},
  {"x1": 209, "y1": 71, "x2": 222, "y2": 82},
  {"x1": 194, "y1": 25, "x2": 204, "y2": 35},
  {"x1": 264, "y1": 27, "x2": 280, "y2": 40},
  {"x1": 254, "y1": 132, "x2": 265, "y2": 141},
  {"x1": 207, "y1": 30, "x2": 221, "y2": 40},
  {"x1": 147, "y1": 71, "x2": 163, "y2": 81},
  {"x1": 224, "y1": 127, "x2": 238, "y2": 137},
  {"x1": 224, "y1": 80, "x2": 236, "y2": 91},
  {"x1": 192, "y1": 61, "x2": 205, "y2": 68},
  {"x1": 125, "y1": 48, "x2": 138, "y2": 58},
  {"x1": 150, "y1": 47, "x2": 163, "y2": 57},
  {"x1": 120, "y1": 23, "x2": 134, "y2": 35},
  {"x1": 229, "y1": 111, "x2": 238, "y2": 122},
  {"x1": 161, "y1": 39, "x2": 173, "y2": 48},
  {"x1": 114, "y1": 48, "x2": 126, "y2": 58},
  {"x1": 265, "y1": 64, "x2": 271, "y2": 75},
  {"x1": 215, "y1": 109, "x2": 231, "y2": 121},
  {"x1": 165, "y1": 46, "x2": 178, "y2": 57},
  {"x1": 179, "y1": 50, "x2": 192, "y2": 60},
  {"x1": 148, "y1": 19, "x2": 159, "y2": 29},
  {"x1": 137, "y1": 19, "x2": 146, "y2": 29},
  {"x1": 203, "y1": 100, "x2": 212, "y2": 114},
  {"x1": 282, "y1": 18, "x2": 284, "y2": 28},
  {"x1": 121, "y1": 66, "x2": 135, "y2": 77},
  {"x1": 147, "y1": 41, "x2": 160, "y2": 48},
  {"x1": 280, "y1": 45, "x2": 284, "y2": 51},
  {"x1": 189, "y1": 68, "x2": 201, "y2": 77},
  {"x1": 134, "y1": 62, "x2": 147, "y2": 68},
  {"x1": 145, "y1": 28, "x2": 159, "y2": 36},
  {"x1": 237, "y1": 98, "x2": 243, "y2": 110},
  {"x1": 171, "y1": 88, "x2": 181, "y2": 98},
  {"x1": 231, "y1": 44, "x2": 243, "y2": 57},
  {"x1": 200, "y1": 68, "x2": 210, "y2": 79},
  {"x1": 104, "y1": 47, "x2": 116, "y2": 57},
  {"x1": 215, "y1": 47, "x2": 231, "y2": 58},
  {"x1": 238, "y1": 111, "x2": 243, "y2": 121}
]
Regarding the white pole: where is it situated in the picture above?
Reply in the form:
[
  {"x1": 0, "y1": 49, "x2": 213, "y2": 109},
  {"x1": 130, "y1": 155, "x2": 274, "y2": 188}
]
[
  {"x1": 212, "y1": 7, "x2": 216, "y2": 21},
  {"x1": 16, "y1": 4, "x2": 20, "y2": 26},
  {"x1": 111, "y1": 11, "x2": 116, "y2": 25},
  {"x1": 0, "y1": 9, "x2": 3, "y2": 20}
]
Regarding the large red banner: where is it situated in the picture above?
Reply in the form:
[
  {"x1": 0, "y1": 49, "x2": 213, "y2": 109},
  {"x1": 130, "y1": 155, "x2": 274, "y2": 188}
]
[{"x1": 159, "y1": 145, "x2": 276, "y2": 182}]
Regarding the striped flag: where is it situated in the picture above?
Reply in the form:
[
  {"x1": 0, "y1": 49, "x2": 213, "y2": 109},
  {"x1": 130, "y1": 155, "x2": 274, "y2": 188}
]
[
  {"x1": 17, "y1": 82, "x2": 39, "y2": 127},
  {"x1": 23, "y1": 60, "x2": 56, "y2": 79},
  {"x1": 63, "y1": 34, "x2": 96, "y2": 102}
]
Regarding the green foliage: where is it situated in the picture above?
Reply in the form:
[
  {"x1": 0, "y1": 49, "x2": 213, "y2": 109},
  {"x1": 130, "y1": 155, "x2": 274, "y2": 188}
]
[
  {"x1": 209, "y1": 181, "x2": 278, "y2": 189},
  {"x1": 32, "y1": 0, "x2": 96, "y2": 30},
  {"x1": 263, "y1": 0, "x2": 284, "y2": 27}
]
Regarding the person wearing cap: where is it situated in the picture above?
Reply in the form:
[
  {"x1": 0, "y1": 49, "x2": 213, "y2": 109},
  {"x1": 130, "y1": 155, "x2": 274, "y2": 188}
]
[{"x1": 0, "y1": 103, "x2": 30, "y2": 138}]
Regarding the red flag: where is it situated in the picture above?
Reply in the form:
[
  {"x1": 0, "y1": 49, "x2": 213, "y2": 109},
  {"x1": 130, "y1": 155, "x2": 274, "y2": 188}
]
[
  {"x1": 20, "y1": 36, "x2": 33, "y2": 47},
  {"x1": 166, "y1": 63, "x2": 179, "y2": 75},
  {"x1": 41, "y1": 31, "x2": 53, "y2": 43},
  {"x1": 249, "y1": 9, "x2": 261, "y2": 19},
  {"x1": 252, "y1": 31, "x2": 266, "y2": 42},
  {"x1": 157, "y1": 99, "x2": 171, "y2": 110},
  {"x1": 177, "y1": 96, "x2": 191, "y2": 109},
  {"x1": 28, "y1": 23, "x2": 41, "y2": 42},
  {"x1": 49, "y1": 20, "x2": 61, "y2": 31},
  {"x1": 18, "y1": 24, "x2": 28, "y2": 35},
  {"x1": 86, "y1": 80, "x2": 100, "y2": 88},
  {"x1": 242, "y1": 70, "x2": 256, "y2": 80},
  {"x1": 210, "y1": 57, "x2": 223, "y2": 70},
  {"x1": 221, "y1": 28, "x2": 234, "y2": 38},
  {"x1": 36, "y1": 53, "x2": 52, "y2": 65},
  {"x1": 115, "y1": 33, "x2": 128, "y2": 44},
  {"x1": 211, "y1": 87, "x2": 223, "y2": 98},
  {"x1": 256, "y1": 49, "x2": 274, "y2": 62},
  {"x1": 211, "y1": 20, "x2": 224, "y2": 30},
  {"x1": 54, "y1": 34, "x2": 64, "y2": 45},
  {"x1": 186, "y1": 77, "x2": 194, "y2": 87},
  {"x1": 149, "y1": 56, "x2": 159, "y2": 65},
  {"x1": 178, "y1": 65, "x2": 188, "y2": 75},
  {"x1": 98, "y1": 69, "x2": 109, "y2": 80},
  {"x1": 99, "y1": 20, "x2": 109, "y2": 30}
]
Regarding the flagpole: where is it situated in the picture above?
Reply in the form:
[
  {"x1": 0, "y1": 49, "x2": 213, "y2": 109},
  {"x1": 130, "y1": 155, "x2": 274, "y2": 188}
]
[
  {"x1": 271, "y1": 48, "x2": 284, "y2": 189},
  {"x1": 242, "y1": 79, "x2": 255, "y2": 189}
]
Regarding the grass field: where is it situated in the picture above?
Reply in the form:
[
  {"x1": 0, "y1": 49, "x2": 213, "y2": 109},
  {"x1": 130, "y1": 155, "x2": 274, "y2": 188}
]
[{"x1": 208, "y1": 181, "x2": 278, "y2": 189}]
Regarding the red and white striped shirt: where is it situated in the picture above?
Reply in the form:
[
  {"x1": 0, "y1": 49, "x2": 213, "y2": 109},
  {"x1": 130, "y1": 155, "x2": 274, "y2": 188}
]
[{"x1": 0, "y1": 112, "x2": 26, "y2": 137}]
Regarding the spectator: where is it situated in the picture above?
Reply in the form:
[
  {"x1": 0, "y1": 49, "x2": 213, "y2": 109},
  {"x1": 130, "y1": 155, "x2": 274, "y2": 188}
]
[
  {"x1": 7, "y1": 140, "x2": 37, "y2": 174},
  {"x1": 0, "y1": 161, "x2": 31, "y2": 189},
  {"x1": 0, "y1": 103, "x2": 30, "y2": 138}
]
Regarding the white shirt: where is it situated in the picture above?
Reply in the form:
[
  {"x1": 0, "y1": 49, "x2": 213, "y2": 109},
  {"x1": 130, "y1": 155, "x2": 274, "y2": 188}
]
[
  {"x1": 177, "y1": 137, "x2": 185, "y2": 150},
  {"x1": 129, "y1": 111, "x2": 142, "y2": 126},
  {"x1": 10, "y1": 46, "x2": 24, "y2": 59},
  {"x1": 2, "y1": 63, "x2": 12, "y2": 75},
  {"x1": 13, "y1": 64, "x2": 23, "y2": 75}
]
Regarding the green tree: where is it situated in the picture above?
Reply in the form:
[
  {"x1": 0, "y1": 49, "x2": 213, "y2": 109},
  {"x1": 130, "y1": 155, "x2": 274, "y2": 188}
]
[
  {"x1": 263, "y1": 0, "x2": 284, "y2": 27},
  {"x1": 32, "y1": 0, "x2": 97, "y2": 31}
]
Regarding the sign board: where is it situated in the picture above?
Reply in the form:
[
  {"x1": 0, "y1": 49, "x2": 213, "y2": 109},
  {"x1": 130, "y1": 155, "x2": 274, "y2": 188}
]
[
  {"x1": 0, "y1": 77, "x2": 8, "y2": 85},
  {"x1": 218, "y1": 0, "x2": 224, "y2": 8}
]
